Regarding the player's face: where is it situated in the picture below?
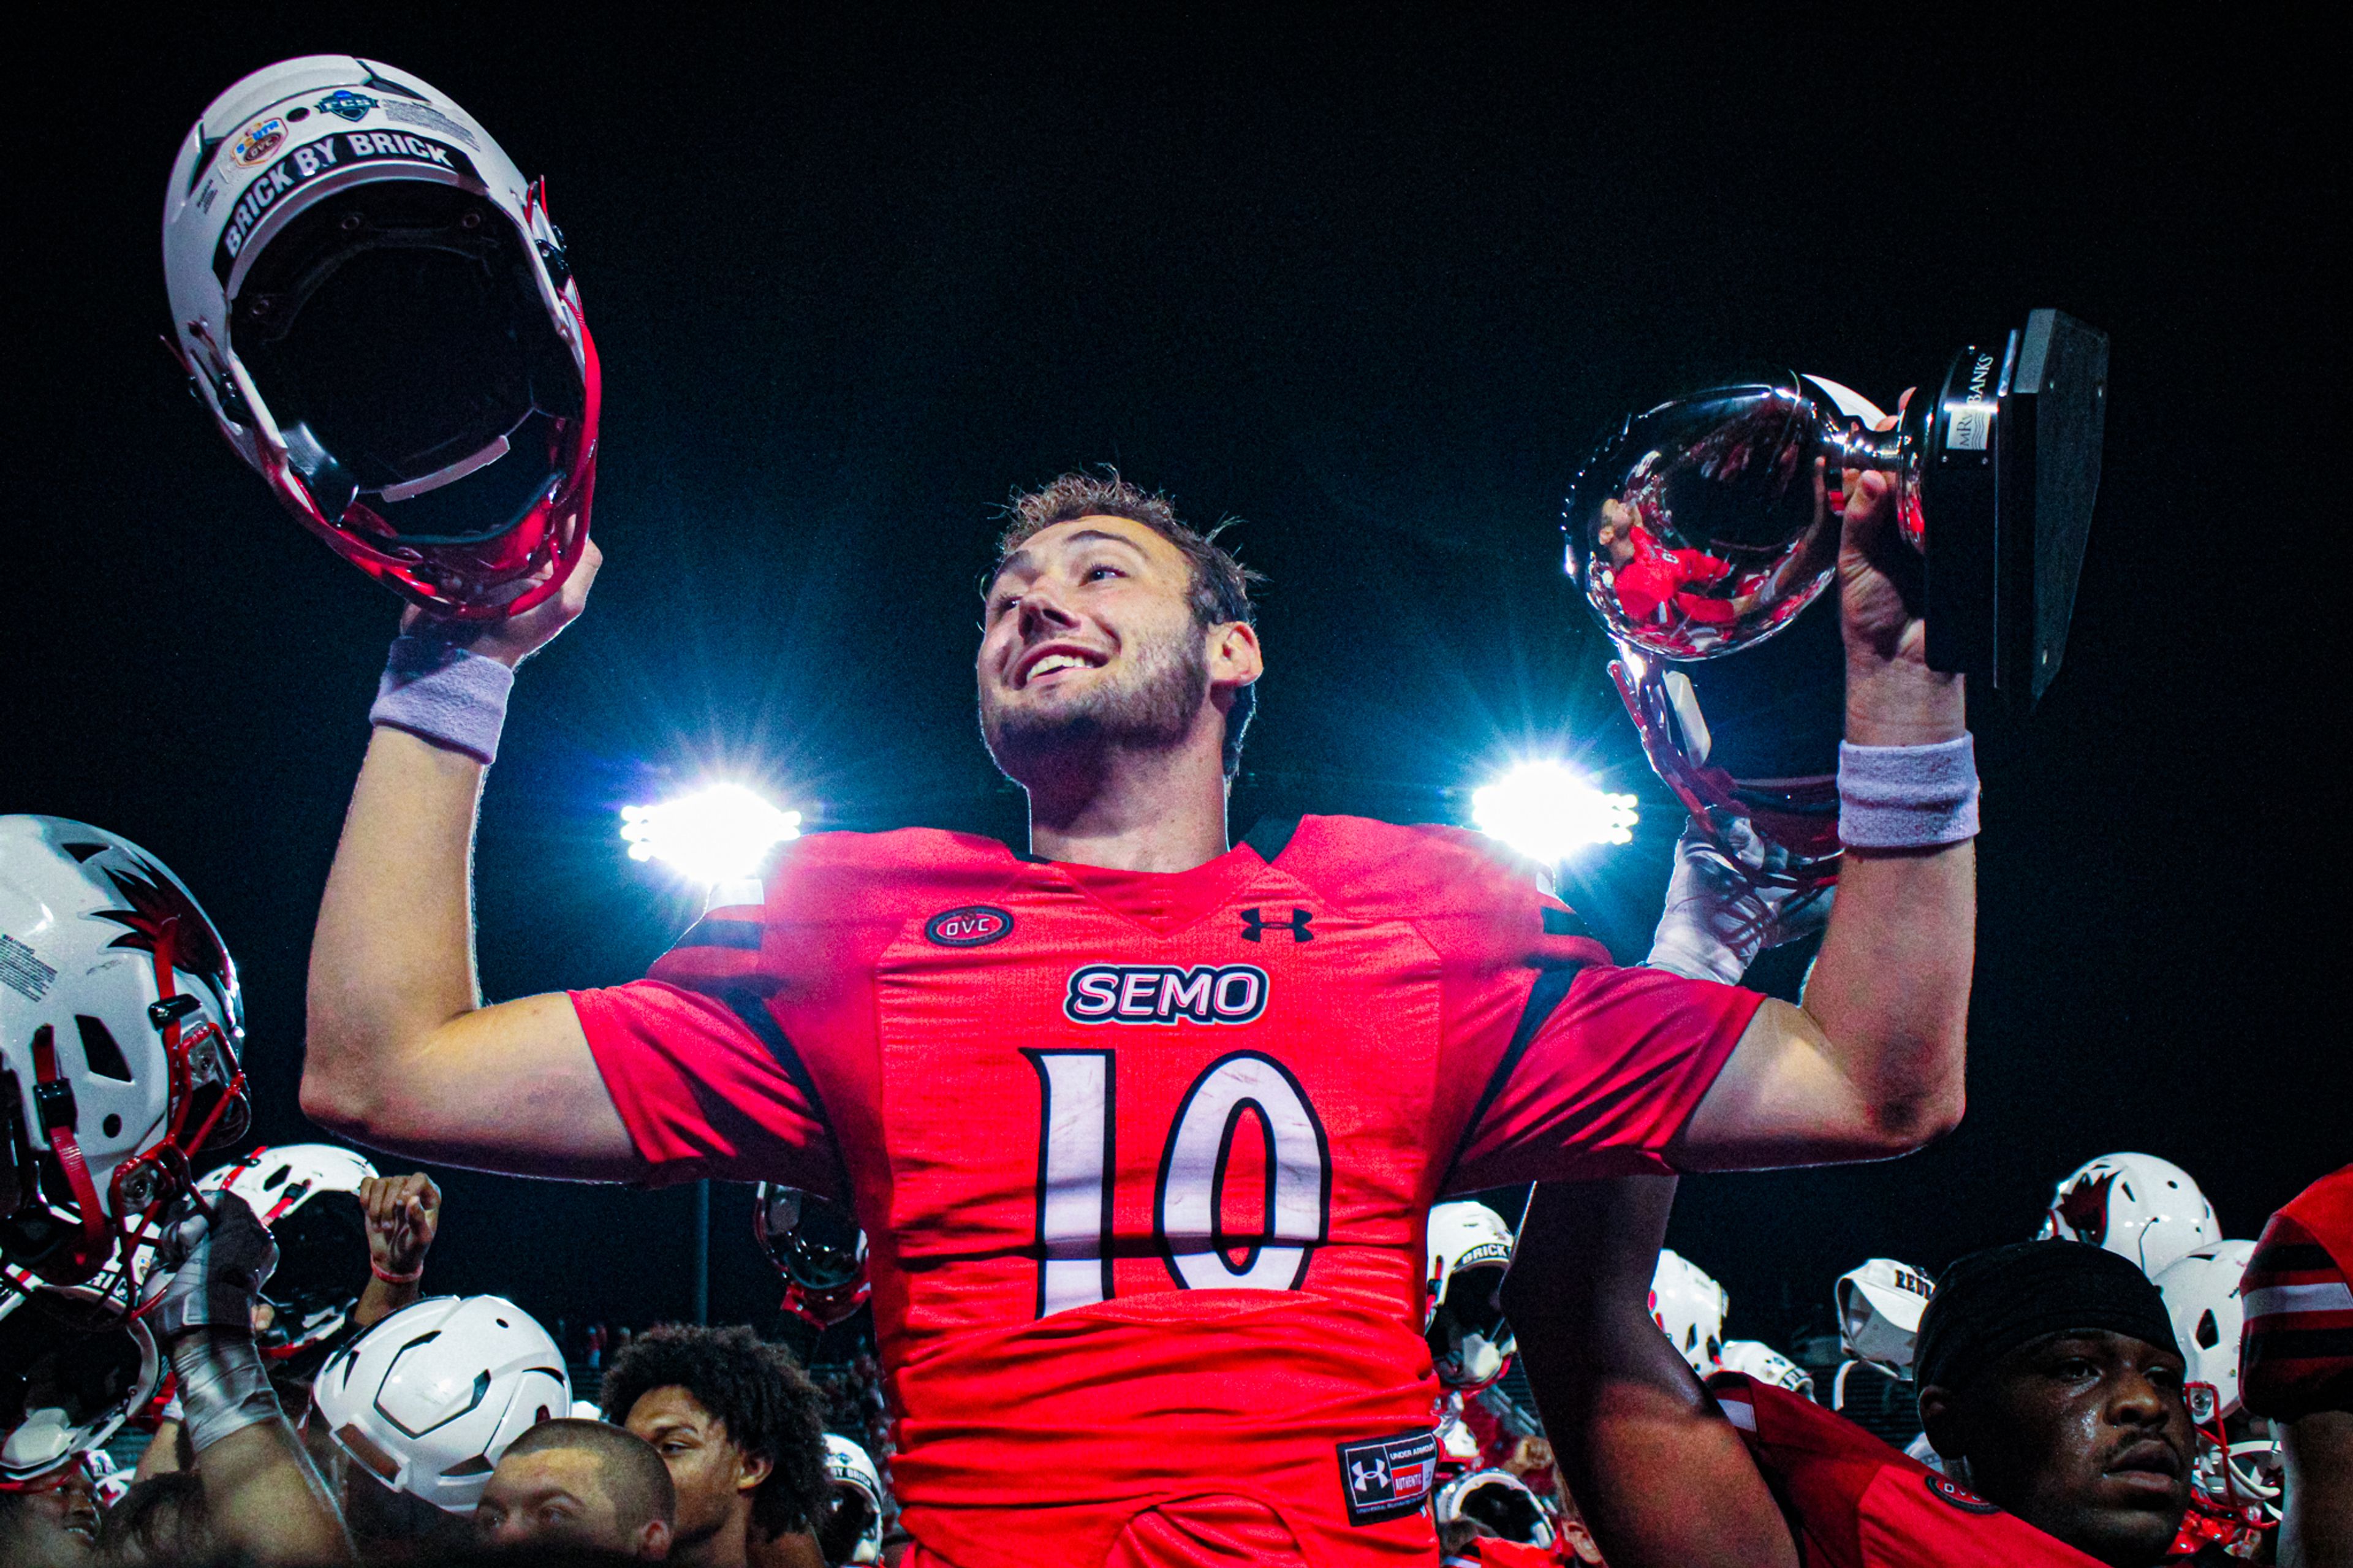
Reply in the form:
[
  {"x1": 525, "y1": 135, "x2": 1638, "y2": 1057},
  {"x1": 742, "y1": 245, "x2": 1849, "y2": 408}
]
[
  {"x1": 475, "y1": 1448, "x2": 630, "y2": 1555},
  {"x1": 1958, "y1": 1331, "x2": 2194, "y2": 1566},
  {"x1": 626, "y1": 1384, "x2": 769, "y2": 1547},
  {"x1": 977, "y1": 516, "x2": 1214, "y2": 781},
  {"x1": 0, "y1": 1466, "x2": 99, "y2": 1566}
]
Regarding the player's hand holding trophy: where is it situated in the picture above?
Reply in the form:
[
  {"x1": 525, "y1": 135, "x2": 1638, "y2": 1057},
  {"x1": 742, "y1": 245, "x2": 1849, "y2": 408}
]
[{"x1": 1567, "y1": 311, "x2": 2108, "y2": 891}]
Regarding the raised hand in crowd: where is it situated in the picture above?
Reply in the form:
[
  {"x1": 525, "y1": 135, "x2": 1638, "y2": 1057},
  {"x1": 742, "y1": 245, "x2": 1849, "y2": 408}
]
[
  {"x1": 132, "y1": 1191, "x2": 355, "y2": 1566},
  {"x1": 355, "y1": 1170, "x2": 442, "y2": 1328}
]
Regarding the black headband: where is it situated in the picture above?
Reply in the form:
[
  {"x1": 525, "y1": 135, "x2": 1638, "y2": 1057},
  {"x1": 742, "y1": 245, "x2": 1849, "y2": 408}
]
[{"x1": 1914, "y1": 1240, "x2": 2179, "y2": 1393}]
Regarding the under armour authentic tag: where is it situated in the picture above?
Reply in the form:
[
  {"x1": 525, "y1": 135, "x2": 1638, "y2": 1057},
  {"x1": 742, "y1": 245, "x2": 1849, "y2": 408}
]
[{"x1": 1336, "y1": 1429, "x2": 1438, "y2": 1524}]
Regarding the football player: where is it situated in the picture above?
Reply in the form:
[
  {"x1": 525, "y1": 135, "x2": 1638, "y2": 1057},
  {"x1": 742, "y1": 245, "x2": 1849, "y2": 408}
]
[
  {"x1": 598, "y1": 1324, "x2": 832, "y2": 1568},
  {"x1": 302, "y1": 463, "x2": 1978, "y2": 1566},
  {"x1": 2238, "y1": 1163, "x2": 2353, "y2": 1566},
  {"x1": 1506, "y1": 1178, "x2": 2214, "y2": 1568}
]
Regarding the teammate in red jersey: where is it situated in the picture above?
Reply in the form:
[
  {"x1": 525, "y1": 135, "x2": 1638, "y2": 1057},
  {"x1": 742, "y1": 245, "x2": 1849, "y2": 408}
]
[
  {"x1": 1506, "y1": 1179, "x2": 2218, "y2": 1568},
  {"x1": 2239, "y1": 1164, "x2": 2353, "y2": 1565},
  {"x1": 301, "y1": 466, "x2": 1974, "y2": 1567}
]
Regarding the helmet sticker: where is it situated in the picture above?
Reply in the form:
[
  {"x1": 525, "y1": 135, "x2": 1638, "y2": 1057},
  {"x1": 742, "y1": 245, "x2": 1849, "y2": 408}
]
[
  {"x1": 314, "y1": 89, "x2": 376, "y2": 123},
  {"x1": 213, "y1": 132, "x2": 482, "y2": 282},
  {"x1": 231, "y1": 118, "x2": 286, "y2": 168}
]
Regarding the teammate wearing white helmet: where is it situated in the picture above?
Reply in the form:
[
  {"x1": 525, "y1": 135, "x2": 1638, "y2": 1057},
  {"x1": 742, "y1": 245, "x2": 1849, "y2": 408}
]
[
  {"x1": 1427, "y1": 1200, "x2": 1519, "y2": 1392},
  {"x1": 2154, "y1": 1240, "x2": 2277, "y2": 1557},
  {"x1": 1, "y1": 816, "x2": 251, "y2": 1296},
  {"x1": 196, "y1": 1145, "x2": 444, "y2": 1365},
  {"x1": 2039, "y1": 1153, "x2": 2221, "y2": 1278},
  {"x1": 308, "y1": 1293, "x2": 566, "y2": 1553}
]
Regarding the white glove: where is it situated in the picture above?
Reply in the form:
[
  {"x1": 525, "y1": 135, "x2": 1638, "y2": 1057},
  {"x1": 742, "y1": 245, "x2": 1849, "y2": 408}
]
[{"x1": 1645, "y1": 815, "x2": 1833, "y2": 984}]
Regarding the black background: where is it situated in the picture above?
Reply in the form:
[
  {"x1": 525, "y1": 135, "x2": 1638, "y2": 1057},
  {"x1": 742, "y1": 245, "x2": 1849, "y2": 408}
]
[{"x1": 9, "y1": 7, "x2": 2334, "y2": 1353}]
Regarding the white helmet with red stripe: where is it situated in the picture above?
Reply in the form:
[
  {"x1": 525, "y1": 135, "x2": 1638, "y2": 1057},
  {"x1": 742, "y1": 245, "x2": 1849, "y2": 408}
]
[
  {"x1": 162, "y1": 56, "x2": 597, "y2": 619},
  {"x1": 1650, "y1": 1248, "x2": 1729, "y2": 1376},
  {"x1": 195, "y1": 1143, "x2": 377, "y2": 1357},
  {"x1": 2038, "y1": 1153, "x2": 2221, "y2": 1278},
  {"x1": 1, "y1": 817, "x2": 250, "y2": 1296}
]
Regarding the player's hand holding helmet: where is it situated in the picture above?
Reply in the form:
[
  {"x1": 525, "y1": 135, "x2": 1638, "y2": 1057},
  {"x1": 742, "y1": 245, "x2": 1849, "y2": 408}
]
[
  {"x1": 195, "y1": 1144, "x2": 380, "y2": 1358},
  {"x1": 163, "y1": 56, "x2": 599, "y2": 619},
  {"x1": 2, "y1": 816, "x2": 250, "y2": 1294}
]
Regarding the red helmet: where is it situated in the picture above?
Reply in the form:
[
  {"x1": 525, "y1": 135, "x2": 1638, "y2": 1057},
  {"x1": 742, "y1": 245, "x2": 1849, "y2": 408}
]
[
  {"x1": 754, "y1": 1184, "x2": 871, "y2": 1330},
  {"x1": 162, "y1": 56, "x2": 597, "y2": 619}
]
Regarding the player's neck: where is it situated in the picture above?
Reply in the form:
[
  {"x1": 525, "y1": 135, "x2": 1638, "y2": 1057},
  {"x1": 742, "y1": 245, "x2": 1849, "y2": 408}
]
[{"x1": 1025, "y1": 737, "x2": 1230, "y2": 873}]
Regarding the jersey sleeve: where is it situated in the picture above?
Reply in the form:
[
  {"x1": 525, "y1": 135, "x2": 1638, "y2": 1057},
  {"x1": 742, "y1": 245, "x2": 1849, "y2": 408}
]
[
  {"x1": 2239, "y1": 1165, "x2": 2353, "y2": 1421},
  {"x1": 1446, "y1": 962, "x2": 1762, "y2": 1189},
  {"x1": 570, "y1": 977, "x2": 843, "y2": 1195}
]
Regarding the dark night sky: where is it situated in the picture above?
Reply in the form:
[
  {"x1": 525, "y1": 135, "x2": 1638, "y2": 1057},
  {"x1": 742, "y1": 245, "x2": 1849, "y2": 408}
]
[{"x1": 9, "y1": 8, "x2": 2335, "y2": 1350}]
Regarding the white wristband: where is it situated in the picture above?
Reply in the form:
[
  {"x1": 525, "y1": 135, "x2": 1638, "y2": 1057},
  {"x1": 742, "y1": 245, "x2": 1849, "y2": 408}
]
[
  {"x1": 1837, "y1": 736, "x2": 1980, "y2": 849},
  {"x1": 368, "y1": 635, "x2": 515, "y2": 765}
]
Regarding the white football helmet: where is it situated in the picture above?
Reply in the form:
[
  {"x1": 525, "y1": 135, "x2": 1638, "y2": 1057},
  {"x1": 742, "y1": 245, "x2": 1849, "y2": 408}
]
[
  {"x1": 1718, "y1": 1339, "x2": 1815, "y2": 1401},
  {"x1": 1, "y1": 817, "x2": 251, "y2": 1292},
  {"x1": 163, "y1": 56, "x2": 597, "y2": 620},
  {"x1": 1649, "y1": 1248, "x2": 1728, "y2": 1376},
  {"x1": 0, "y1": 1270, "x2": 162, "y2": 1483},
  {"x1": 309, "y1": 1294, "x2": 567, "y2": 1513},
  {"x1": 1425, "y1": 1200, "x2": 1517, "y2": 1391},
  {"x1": 2156, "y1": 1240, "x2": 2258, "y2": 1418},
  {"x1": 1433, "y1": 1468, "x2": 1555, "y2": 1550},
  {"x1": 195, "y1": 1144, "x2": 378, "y2": 1358},
  {"x1": 2039, "y1": 1153, "x2": 2221, "y2": 1276},
  {"x1": 1836, "y1": 1257, "x2": 1936, "y2": 1370},
  {"x1": 820, "y1": 1432, "x2": 886, "y2": 1565}
]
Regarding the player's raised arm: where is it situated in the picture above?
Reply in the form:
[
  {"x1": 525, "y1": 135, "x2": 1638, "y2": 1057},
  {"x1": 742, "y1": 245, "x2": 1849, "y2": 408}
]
[
  {"x1": 1503, "y1": 1177, "x2": 1800, "y2": 1568},
  {"x1": 301, "y1": 543, "x2": 640, "y2": 1179},
  {"x1": 1670, "y1": 469, "x2": 1974, "y2": 1168}
]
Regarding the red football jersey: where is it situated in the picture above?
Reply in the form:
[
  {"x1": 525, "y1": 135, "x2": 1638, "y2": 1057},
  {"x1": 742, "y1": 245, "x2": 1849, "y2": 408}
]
[
  {"x1": 1707, "y1": 1374, "x2": 2108, "y2": 1567},
  {"x1": 2238, "y1": 1163, "x2": 2353, "y2": 1422},
  {"x1": 572, "y1": 816, "x2": 1759, "y2": 1567}
]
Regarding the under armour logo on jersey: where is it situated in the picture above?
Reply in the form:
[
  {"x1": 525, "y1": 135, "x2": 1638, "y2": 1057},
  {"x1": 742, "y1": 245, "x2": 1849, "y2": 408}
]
[
  {"x1": 1336, "y1": 1430, "x2": 1438, "y2": 1524},
  {"x1": 1240, "y1": 907, "x2": 1313, "y2": 942}
]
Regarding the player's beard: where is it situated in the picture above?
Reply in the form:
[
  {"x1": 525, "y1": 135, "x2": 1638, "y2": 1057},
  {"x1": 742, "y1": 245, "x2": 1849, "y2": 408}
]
[{"x1": 980, "y1": 621, "x2": 1211, "y2": 789}]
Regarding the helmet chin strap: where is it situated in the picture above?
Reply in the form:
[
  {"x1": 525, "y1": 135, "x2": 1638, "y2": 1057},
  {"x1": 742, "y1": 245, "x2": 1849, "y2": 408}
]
[{"x1": 28, "y1": 1024, "x2": 116, "y2": 1286}]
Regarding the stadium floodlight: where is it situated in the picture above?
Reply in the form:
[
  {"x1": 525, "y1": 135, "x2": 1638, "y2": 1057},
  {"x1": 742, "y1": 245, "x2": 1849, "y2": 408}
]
[
  {"x1": 1471, "y1": 760, "x2": 1638, "y2": 862},
  {"x1": 620, "y1": 784, "x2": 801, "y2": 904}
]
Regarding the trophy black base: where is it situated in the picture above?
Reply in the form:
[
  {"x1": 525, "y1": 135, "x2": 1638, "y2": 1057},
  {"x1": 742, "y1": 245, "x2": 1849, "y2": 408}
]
[{"x1": 1922, "y1": 308, "x2": 2109, "y2": 708}]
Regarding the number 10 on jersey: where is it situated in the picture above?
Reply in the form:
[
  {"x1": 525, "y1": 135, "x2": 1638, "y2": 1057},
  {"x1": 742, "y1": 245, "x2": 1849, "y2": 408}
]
[{"x1": 1026, "y1": 1048, "x2": 1333, "y2": 1317}]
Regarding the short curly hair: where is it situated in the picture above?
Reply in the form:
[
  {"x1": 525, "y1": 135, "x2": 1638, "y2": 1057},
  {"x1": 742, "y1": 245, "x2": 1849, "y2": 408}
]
[
  {"x1": 599, "y1": 1325, "x2": 828, "y2": 1538},
  {"x1": 995, "y1": 471, "x2": 1264, "y2": 778}
]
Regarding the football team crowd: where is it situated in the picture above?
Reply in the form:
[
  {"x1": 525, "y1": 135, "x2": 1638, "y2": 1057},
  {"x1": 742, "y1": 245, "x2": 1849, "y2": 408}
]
[
  {"x1": 6, "y1": 798, "x2": 2347, "y2": 1568},
  {"x1": 7, "y1": 47, "x2": 2351, "y2": 1568}
]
